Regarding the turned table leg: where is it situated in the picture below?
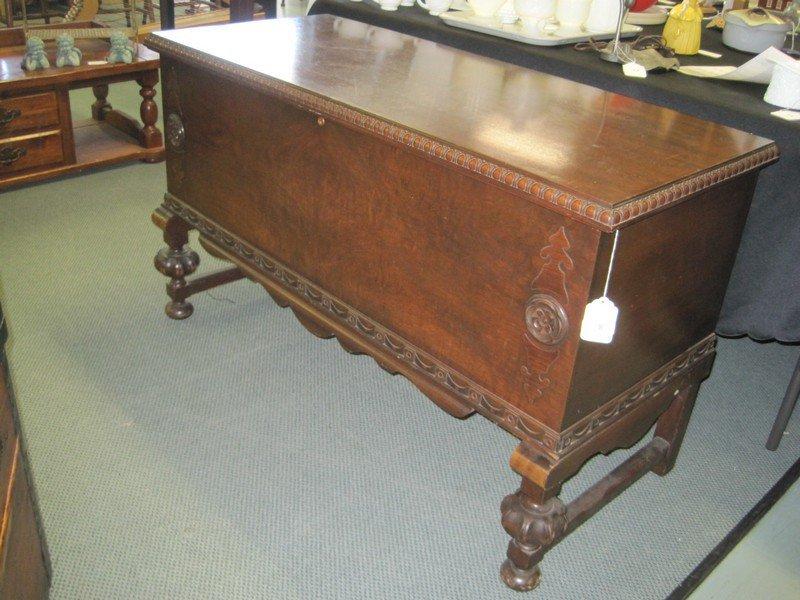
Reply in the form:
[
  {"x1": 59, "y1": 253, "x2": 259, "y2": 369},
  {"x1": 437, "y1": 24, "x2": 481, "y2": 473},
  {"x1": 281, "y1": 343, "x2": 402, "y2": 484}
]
[
  {"x1": 652, "y1": 380, "x2": 702, "y2": 476},
  {"x1": 500, "y1": 480, "x2": 566, "y2": 591},
  {"x1": 91, "y1": 84, "x2": 111, "y2": 121},
  {"x1": 498, "y1": 365, "x2": 709, "y2": 592},
  {"x1": 152, "y1": 203, "x2": 247, "y2": 319},
  {"x1": 137, "y1": 72, "x2": 163, "y2": 158},
  {"x1": 153, "y1": 207, "x2": 200, "y2": 320}
]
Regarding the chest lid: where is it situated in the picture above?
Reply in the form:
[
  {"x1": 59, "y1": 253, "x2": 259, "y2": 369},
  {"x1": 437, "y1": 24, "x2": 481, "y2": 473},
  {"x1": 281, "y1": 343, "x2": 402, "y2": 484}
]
[{"x1": 147, "y1": 16, "x2": 777, "y2": 231}]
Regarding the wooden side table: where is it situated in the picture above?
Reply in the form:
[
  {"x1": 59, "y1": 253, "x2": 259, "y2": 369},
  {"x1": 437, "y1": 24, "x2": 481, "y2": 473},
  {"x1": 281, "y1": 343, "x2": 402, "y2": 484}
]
[{"x1": 0, "y1": 34, "x2": 164, "y2": 190}]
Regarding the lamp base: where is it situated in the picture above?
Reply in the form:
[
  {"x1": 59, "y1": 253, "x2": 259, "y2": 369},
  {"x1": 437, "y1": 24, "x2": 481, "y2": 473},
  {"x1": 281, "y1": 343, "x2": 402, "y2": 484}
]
[{"x1": 599, "y1": 41, "x2": 633, "y2": 63}]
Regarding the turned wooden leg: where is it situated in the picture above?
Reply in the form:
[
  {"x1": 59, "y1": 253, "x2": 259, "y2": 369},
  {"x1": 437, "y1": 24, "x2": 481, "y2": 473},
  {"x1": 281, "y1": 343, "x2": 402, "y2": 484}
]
[
  {"x1": 122, "y1": 0, "x2": 132, "y2": 26},
  {"x1": 651, "y1": 380, "x2": 702, "y2": 476},
  {"x1": 153, "y1": 207, "x2": 200, "y2": 320},
  {"x1": 499, "y1": 437, "x2": 672, "y2": 591},
  {"x1": 159, "y1": 0, "x2": 175, "y2": 29},
  {"x1": 500, "y1": 479, "x2": 566, "y2": 592},
  {"x1": 152, "y1": 204, "x2": 247, "y2": 319},
  {"x1": 91, "y1": 85, "x2": 111, "y2": 121},
  {"x1": 497, "y1": 354, "x2": 712, "y2": 592},
  {"x1": 142, "y1": 0, "x2": 155, "y2": 22},
  {"x1": 137, "y1": 72, "x2": 163, "y2": 156},
  {"x1": 230, "y1": 0, "x2": 255, "y2": 21}
]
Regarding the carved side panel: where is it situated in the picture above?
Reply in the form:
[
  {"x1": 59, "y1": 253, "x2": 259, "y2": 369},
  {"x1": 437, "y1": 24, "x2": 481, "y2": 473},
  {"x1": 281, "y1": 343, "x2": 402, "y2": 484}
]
[{"x1": 521, "y1": 227, "x2": 574, "y2": 403}]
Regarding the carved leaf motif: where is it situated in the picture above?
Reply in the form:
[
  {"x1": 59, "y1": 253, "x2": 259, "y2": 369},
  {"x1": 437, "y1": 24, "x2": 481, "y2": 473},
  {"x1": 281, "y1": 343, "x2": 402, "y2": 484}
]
[{"x1": 531, "y1": 226, "x2": 573, "y2": 301}]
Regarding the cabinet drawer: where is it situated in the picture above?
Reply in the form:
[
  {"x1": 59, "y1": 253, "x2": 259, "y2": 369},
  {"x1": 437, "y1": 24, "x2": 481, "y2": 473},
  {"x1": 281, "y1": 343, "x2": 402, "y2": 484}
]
[
  {"x1": 0, "y1": 92, "x2": 60, "y2": 138},
  {"x1": 0, "y1": 132, "x2": 64, "y2": 175}
]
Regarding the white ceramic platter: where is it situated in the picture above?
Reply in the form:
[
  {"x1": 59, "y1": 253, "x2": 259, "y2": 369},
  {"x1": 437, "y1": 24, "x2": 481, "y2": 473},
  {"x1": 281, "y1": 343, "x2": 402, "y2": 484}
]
[
  {"x1": 439, "y1": 10, "x2": 643, "y2": 46},
  {"x1": 625, "y1": 5, "x2": 669, "y2": 25}
]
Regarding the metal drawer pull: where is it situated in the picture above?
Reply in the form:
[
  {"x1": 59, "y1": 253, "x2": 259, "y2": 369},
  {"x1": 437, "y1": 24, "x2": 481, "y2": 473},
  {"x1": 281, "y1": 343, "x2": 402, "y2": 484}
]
[
  {"x1": 0, "y1": 107, "x2": 21, "y2": 127},
  {"x1": 0, "y1": 146, "x2": 27, "y2": 166}
]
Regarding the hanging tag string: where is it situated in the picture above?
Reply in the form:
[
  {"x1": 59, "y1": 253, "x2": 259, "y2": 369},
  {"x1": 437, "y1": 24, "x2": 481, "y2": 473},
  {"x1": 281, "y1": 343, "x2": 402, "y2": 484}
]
[{"x1": 603, "y1": 230, "x2": 620, "y2": 298}]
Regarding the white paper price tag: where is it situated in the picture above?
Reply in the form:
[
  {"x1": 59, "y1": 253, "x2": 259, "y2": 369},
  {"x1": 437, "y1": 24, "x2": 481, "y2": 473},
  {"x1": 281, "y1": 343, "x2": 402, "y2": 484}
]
[
  {"x1": 580, "y1": 296, "x2": 619, "y2": 344},
  {"x1": 772, "y1": 109, "x2": 800, "y2": 122},
  {"x1": 623, "y1": 62, "x2": 647, "y2": 79}
]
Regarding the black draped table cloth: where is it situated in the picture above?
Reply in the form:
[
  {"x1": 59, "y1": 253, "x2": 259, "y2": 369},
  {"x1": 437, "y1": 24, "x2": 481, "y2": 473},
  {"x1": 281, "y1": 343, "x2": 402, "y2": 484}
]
[{"x1": 308, "y1": 0, "x2": 800, "y2": 342}]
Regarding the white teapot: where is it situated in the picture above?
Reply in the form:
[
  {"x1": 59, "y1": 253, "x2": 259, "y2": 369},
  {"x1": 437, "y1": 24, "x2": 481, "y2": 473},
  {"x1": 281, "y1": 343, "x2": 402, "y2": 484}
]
[
  {"x1": 467, "y1": 0, "x2": 506, "y2": 18},
  {"x1": 555, "y1": 0, "x2": 592, "y2": 31},
  {"x1": 513, "y1": 0, "x2": 558, "y2": 31},
  {"x1": 584, "y1": 0, "x2": 622, "y2": 32}
]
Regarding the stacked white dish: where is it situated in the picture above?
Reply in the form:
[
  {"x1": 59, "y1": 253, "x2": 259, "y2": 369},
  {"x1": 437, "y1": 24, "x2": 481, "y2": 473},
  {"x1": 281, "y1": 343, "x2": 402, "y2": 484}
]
[
  {"x1": 438, "y1": 0, "x2": 642, "y2": 46},
  {"x1": 625, "y1": 5, "x2": 669, "y2": 25}
]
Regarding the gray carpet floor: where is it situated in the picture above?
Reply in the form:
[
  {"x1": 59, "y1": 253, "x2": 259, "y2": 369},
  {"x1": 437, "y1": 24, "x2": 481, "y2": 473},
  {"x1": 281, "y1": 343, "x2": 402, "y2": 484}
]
[{"x1": 0, "y1": 85, "x2": 798, "y2": 600}]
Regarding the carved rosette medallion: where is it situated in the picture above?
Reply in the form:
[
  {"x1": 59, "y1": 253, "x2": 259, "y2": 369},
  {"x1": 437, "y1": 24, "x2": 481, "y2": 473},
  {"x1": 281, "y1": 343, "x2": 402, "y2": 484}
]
[
  {"x1": 521, "y1": 226, "x2": 574, "y2": 403},
  {"x1": 166, "y1": 113, "x2": 186, "y2": 153},
  {"x1": 525, "y1": 294, "x2": 568, "y2": 346}
]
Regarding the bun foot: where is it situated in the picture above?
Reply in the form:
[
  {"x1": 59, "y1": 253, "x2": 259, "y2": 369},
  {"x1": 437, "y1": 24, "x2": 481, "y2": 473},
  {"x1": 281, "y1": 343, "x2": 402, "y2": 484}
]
[
  {"x1": 500, "y1": 560, "x2": 541, "y2": 592},
  {"x1": 165, "y1": 300, "x2": 194, "y2": 320}
]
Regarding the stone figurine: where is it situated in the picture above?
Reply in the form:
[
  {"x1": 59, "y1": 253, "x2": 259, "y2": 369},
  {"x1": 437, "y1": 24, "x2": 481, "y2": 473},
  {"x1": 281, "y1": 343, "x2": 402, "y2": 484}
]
[
  {"x1": 55, "y1": 34, "x2": 82, "y2": 68},
  {"x1": 22, "y1": 37, "x2": 49, "y2": 71},
  {"x1": 107, "y1": 31, "x2": 135, "y2": 64}
]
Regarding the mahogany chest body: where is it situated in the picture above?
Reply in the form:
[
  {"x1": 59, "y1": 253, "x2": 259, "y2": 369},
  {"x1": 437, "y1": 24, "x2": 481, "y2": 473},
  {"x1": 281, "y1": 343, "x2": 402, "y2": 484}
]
[{"x1": 145, "y1": 16, "x2": 777, "y2": 592}]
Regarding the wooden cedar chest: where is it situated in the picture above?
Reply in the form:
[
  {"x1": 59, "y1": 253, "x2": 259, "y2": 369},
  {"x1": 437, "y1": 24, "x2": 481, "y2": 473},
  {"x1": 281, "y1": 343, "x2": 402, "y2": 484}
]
[{"x1": 144, "y1": 16, "x2": 777, "y2": 592}]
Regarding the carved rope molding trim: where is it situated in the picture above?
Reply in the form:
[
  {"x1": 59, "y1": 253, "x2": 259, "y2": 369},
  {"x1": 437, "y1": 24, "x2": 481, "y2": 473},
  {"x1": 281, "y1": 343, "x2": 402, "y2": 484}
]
[
  {"x1": 147, "y1": 35, "x2": 779, "y2": 231},
  {"x1": 161, "y1": 195, "x2": 717, "y2": 458}
]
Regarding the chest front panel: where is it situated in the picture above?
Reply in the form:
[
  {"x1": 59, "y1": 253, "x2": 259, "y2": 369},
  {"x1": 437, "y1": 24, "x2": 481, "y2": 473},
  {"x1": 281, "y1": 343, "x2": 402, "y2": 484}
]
[{"x1": 162, "y1": 60, "x2": 601, "y2": 430}]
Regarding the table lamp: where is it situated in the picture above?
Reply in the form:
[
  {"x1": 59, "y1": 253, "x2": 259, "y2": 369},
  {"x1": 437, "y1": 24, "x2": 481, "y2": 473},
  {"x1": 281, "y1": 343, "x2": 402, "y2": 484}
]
[{"x1": 600, "y1": 0, "x2": 637, "y2": 62}]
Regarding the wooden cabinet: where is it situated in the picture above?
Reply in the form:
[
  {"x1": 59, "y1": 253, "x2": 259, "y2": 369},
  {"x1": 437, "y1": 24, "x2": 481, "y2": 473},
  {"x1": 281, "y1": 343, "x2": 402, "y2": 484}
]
[
  {"x1": 0, "y1": 304, "x2": 51, "y2": 599},
  {"x1": 0, "y1": 35, "x2": 164, "y2": 190}
]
